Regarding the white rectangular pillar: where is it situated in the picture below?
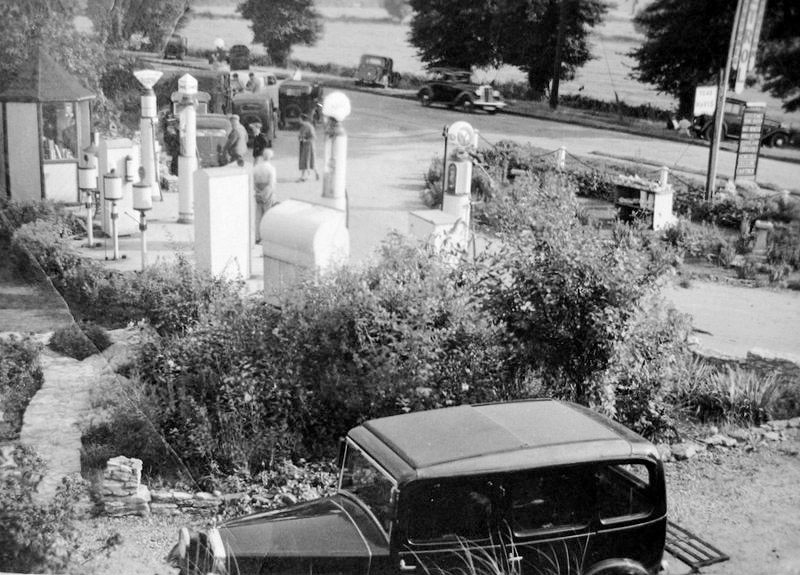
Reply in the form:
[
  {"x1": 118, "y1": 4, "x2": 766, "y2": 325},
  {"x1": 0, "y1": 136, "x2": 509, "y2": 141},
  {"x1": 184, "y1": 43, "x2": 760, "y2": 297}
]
[{"x1": 194, "y1": 167, "x2": 251, "y2": 280}]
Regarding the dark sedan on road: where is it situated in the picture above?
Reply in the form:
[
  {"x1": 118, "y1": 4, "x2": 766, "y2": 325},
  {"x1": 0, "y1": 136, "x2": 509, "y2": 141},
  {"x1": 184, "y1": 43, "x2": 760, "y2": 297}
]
[{"x1": 417, "y1": 68, "x2": 507, "y2": 114}]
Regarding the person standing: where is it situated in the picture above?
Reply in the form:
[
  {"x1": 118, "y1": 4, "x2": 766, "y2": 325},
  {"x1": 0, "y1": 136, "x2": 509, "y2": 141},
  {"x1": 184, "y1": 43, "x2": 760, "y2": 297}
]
[
  {"x1": 231, "y1": 72, "x2": 244, "y2": 94},
  {"x1": 297, "y1": 114, "x2": 318, "y2": 181},
  {"x1": 245, "y1": 72, "x2": 257, "y2": 92},
  {"x1": 250, "y1": 121, "x2": 270, "y2": 161},
  {"x1": 252, "y1": 148, "x2": 277, "y2": 243},
  {"x1": 223, "y1": 115, "x2": 248, "y2": 166}
]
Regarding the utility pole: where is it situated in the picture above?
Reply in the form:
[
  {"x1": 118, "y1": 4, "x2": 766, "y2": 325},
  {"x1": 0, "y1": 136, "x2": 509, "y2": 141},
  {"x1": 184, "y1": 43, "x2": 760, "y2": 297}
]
[
  {"x1": 705, "y1": 0, "x2": 744, "y2": 200},
  {"x1": 549, "y1": 0, "x2": 567, "y2": 110}
]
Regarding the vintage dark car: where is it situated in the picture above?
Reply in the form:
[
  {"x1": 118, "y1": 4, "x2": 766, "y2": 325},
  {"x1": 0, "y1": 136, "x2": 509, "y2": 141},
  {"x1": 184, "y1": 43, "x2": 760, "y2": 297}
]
[
  {"x1": 355, "y1": 54, "x2": 400, "y2": 88},
  {"x1": 228, "y1": 44, "x2": 251, "y2": 70},
  {"x1": 162, "y1": 109, "x2": 231, "y2": 175},
  {"x1": 163, "y1": 34, "x2": 187, "y2": 60},
  {"x1": 417, "y1": 68, "x2": 507, "y2": 114},
  {"x1": 692, "y1": 97, "x2": 792, "y2": 148},
  {"x1": 277, "y1": 80, "x2": 323, "y2": 129},
  {"x1": 232, "y1": 91, "x2": 277, "y2": 145},
  {"x1": 168, "y1": 399, "x2": 728, "y2": 575}
]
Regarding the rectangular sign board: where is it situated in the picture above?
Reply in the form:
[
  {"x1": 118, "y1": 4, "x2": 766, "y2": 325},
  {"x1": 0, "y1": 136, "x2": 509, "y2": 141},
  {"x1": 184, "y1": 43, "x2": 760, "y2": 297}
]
[
  {"x1": 693, "y1": 86, "x2": 718, "y2": 116},
  {"x1": 732, "y1": 0, "x2": 767, "y2": 93},
  {"x1": 734, "y1": 103, "x2": 766, "y2": 180}
]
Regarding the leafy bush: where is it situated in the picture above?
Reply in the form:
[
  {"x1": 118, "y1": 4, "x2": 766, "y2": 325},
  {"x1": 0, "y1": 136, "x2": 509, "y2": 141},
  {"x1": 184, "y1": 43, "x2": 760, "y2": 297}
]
[
  {"x1": 593, "y1": 297, "x2": 692, "y2": 440},
  {"x1": 12, "y1": 211, "x2": 244, "y2": 334},
  {"x1": 475, "y1": 196, "x2": 675, "y2": 406},
  {"x1": 767, "y1": 222, "x2": 800, "y2": 270},
  {"x1": 49, "y1": 322, "x2": 111, "y2": 360},
  {"x1": 0, "y1": 336, "x2": 43, "y2": 437},
  {"x1": 0, "y1": 445, "x2": 85, "y2": 573},
  {"x1": 661, "y1": 219, "x2": 734, "y2": 263}
]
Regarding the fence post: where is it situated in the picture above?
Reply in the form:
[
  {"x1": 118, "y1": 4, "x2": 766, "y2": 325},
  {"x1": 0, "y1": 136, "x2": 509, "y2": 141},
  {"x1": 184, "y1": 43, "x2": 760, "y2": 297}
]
[
  {"x1": 557, "y1": 146, "x2": 566, "y2": 171},
  {"x1": 659, "y1": 166, "x2": 669, "y2": 187}
]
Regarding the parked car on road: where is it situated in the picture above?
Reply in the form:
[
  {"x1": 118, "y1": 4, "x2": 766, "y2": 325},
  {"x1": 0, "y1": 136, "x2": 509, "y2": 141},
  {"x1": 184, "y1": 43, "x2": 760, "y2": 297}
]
[
  {"x1": 163, "y1": 34, "x2": 187, "y2": 60},
  {"x1": 162, "y1": 112, "x2": 230, "y2": 174},
  {"x1": 228, "y1": 45, "x2": 251, "y2": 70},
  {"x1": 232, "y1": 92, "x2": 277, "y2": 145},
  {"x1": 417, "y1": 68, "x2": 506, "y2": 114},
  {"x1": 168, "y1": 399, "x2": 729, "y2": 575},
  {"x1": 355, "y1": 54, "x2": 400, "y2": 88},
  {"x1": 278, "y1": 80, "x2": 323, "y2": 129},
  {"x1": 692, "y1": 97, "x2": 792, "y2": 148}
]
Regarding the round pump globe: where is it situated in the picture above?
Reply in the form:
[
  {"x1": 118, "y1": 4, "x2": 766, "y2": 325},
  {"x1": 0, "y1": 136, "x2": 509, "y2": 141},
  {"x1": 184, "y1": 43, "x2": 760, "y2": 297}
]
[{"x1": 322, "y1": 91, "x2": 351, "y2": 122}]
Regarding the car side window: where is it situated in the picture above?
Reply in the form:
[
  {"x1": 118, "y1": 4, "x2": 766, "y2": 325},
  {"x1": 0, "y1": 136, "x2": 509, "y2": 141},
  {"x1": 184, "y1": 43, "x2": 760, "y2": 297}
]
[
  {"x1": 405, "y1": 481, "x2": 496, "y2": 543},
  {"x1": 596, "y1": 463, "x2": 655, "y2": 522},
  {"x1": 509, "y1": 467, "x2": 593, "y2": 534}
]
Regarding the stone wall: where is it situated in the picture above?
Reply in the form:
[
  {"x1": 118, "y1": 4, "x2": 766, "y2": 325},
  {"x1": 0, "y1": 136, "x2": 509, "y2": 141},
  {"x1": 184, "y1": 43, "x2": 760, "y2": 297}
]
[{"x1": 99, "y1": 456, "x2": 225, "y2": 517}]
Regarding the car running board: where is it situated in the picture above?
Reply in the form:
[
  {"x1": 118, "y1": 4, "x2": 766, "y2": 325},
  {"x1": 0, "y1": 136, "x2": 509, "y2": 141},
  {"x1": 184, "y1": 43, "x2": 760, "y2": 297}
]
[{"x1": 665, "y1": 520, "x2": 730, "y2": 573}]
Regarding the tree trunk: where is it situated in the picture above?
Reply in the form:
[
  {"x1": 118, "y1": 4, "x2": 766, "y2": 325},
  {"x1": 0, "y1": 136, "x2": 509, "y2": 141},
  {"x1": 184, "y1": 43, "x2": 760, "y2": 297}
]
[{"x1": 678, "y1": 88, "x2": 694, "y2": 118}]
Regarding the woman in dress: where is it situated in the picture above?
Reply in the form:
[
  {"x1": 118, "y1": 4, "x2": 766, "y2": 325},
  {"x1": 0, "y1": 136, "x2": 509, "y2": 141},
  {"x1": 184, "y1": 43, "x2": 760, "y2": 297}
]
[{"x1": 297, "y1": 114, "x2": 319, "y2": 181}]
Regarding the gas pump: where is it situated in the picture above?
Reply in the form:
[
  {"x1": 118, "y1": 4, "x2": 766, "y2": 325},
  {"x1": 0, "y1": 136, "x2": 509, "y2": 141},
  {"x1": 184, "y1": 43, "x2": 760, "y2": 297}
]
[
  {"x1": 442, "y1": 121, "x2": 477, "y2": 225},
  {"x1": 78, "y1": 134, "x2": 99, "y2": 247}
]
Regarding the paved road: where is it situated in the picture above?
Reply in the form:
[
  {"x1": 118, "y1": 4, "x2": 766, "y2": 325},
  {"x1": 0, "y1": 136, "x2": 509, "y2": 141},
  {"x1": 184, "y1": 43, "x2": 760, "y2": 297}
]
[{"x1": 337, "y1": 88, "x2": 800, "y2": 191}]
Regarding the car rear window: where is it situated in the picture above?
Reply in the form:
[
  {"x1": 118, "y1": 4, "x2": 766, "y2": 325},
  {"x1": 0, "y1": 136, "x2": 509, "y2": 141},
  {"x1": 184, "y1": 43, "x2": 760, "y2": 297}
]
[{"x1": 596, "y1": 463, "x2": 655, "y2": 522}]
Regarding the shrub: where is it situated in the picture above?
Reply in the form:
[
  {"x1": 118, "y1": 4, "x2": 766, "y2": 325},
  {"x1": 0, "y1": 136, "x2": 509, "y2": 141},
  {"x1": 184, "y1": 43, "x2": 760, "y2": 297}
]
[
  {"x1": 49, "y1": 322, "x2": 111, "y2": 360},
  {"x1": 0, "y1": 336, "x2": 43, "y2": 437},
  {"x1": 593, "y1": 296, "x2": 692, "y2": 441},
  {"x1": 767, "y1": 222, "x2": 800, "y2": 271},
  {"x1": 0, "y1": 445, "x2": 85, "y2": 573},
  {"x1": 476, "y1": 201, "x2": 674, "y2": 404},
  {"x1": 671, "y1": 365, "x2": 783, "y2": 426}
]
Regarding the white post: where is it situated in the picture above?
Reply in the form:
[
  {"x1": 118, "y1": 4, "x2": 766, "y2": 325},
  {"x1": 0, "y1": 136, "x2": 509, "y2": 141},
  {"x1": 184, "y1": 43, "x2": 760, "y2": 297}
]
[
  {"x1": 659, "y1": 166, "x2": 670, "y2": 187},
  {"x1": 321, "y1": 92, "x2": 352, "y2": 214},
  {"x1": 177, "y1": 74, "x2": 198, "y2": 224},
  {"x1": 557, "y1": 146, "x2": 566, "y2": 171},
  {"x1": 322, "y1": 119, "x2": 348, "y2": 212}
]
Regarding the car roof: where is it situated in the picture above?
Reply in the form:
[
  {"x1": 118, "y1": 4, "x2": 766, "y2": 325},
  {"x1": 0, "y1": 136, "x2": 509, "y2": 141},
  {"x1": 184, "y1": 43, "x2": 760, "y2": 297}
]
[{"x1": 348, "y1": 400, "x2": 658, "y2": 484}]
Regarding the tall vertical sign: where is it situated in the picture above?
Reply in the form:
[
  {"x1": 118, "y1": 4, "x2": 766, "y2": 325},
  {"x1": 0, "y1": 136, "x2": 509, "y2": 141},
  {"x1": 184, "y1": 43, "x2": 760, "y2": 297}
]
[
  {"x1": 734, "y1": 102, "x2": 766, "y2": 180},
  {"x1": 731, "y1": 0, "x2": 767, "y2": 93}
]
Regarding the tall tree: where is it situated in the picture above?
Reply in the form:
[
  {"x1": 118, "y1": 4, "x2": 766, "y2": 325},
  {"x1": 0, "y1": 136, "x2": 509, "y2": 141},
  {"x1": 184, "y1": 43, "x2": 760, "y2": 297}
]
[
  {"x1": 0, "y1": 0, "x2": 105, "y2": 94},
  {"x1": 759, "y1": 0, "x2": 800, "y2": 111},
  {"x1": 383, "y1": 0, "x2": 411, "y2": 22},
  {"x1": 408, "y1": 0, "x2": 607, "y2": 100},
  {"x1": 629, "y1": 0, "x2": 735, "y2": 117},
  {"x1": 499, "y1": 0, "x2": 608, "y2": 99},
  {"x1": 238, "y1": 0, "x2": 323, "y2": 67},
  {"x1": 86, "y1": 0, "x2": 192, "y2": 50}
]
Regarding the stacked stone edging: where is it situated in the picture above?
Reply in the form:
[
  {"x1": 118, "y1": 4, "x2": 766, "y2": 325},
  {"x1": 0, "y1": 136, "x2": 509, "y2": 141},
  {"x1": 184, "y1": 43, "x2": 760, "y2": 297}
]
[{"x1": 101, "y1": 456, "x2": 151, "y2": 516}]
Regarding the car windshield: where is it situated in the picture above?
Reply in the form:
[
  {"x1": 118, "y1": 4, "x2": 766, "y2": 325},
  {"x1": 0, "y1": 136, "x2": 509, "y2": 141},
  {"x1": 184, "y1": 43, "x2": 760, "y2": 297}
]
[
  {"x1": 340, "y1": 442, "x2": 396, "y2": 533},
  {"x1": 363, "y1": 57, "x2": 385, "y2": 66}
]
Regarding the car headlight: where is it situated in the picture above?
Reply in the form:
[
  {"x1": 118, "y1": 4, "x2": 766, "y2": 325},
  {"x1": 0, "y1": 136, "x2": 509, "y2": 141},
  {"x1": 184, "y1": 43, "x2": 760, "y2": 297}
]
[{"x1": 167, "y1": 527, "x2": 228, "y2": 575}]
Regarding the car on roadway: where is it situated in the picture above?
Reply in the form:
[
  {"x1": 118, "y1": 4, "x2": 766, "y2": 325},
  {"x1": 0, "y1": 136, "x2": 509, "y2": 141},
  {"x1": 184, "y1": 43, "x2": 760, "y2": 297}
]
[
  {"x1": 277, "y1": 80, "x2": 323, "y2": 129},
  {"x1": 355, "y1": 54, "x2": 400, "y2": 88},
  {"x1": 417, "y1": 68, "x2": 506, "y2": 114},
  {"x1": 692, "y1": 97, "x2": 792, "y2": 148},
  {"x1": 228, "y1": 45, "x2": 251, "y2": 70},
  {"x1": 163, "y1": 34, "x2": 187, "y2": 60},
  {"x1": 168, "y1": 399, "x2": 728, "y2": 575},
  {"x1": 232, "y1": 91, "x2": 277, "y2": 145}
]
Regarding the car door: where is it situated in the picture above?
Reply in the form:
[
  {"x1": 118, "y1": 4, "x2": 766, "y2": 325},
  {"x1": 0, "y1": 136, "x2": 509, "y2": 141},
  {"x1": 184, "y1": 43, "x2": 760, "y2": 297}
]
[
  {"x1": 395, "y1": 478, "x2": 506, "y2": 575},
  {"x1": 504, "y1": 466, "x2": 595, "y2": 575},
  {"x1": 724, "y1": 101, "x2": 744, "y2": 138}
]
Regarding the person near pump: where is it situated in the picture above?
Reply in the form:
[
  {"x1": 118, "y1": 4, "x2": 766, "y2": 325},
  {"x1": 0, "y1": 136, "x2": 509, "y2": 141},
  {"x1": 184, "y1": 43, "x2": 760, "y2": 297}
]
[
  {"x1": 231, "y1": 72, "x2": 245, "y2": 94},
  {"x1": 245, "y1": 72, "x2": 258, "y2": 92},
  {"x1": 297, "y1": 114, "x2": 319, "y2": 181},
  {"x1": 252, "y1": 148, "x2": 277, "y2": 243},
  {"x1": 223, "y1": 115, "x2": 248, "y2": 166},
  {"x1": 250, "y1": 122, "x2": 271, "y2": 161}
]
